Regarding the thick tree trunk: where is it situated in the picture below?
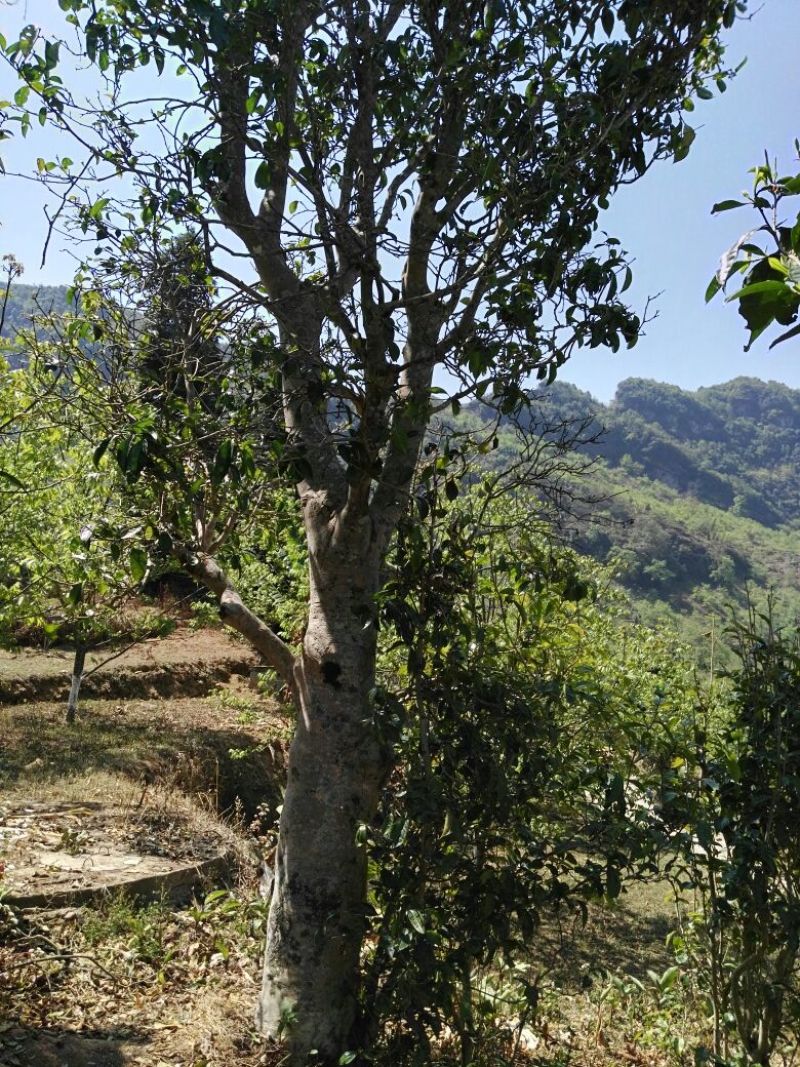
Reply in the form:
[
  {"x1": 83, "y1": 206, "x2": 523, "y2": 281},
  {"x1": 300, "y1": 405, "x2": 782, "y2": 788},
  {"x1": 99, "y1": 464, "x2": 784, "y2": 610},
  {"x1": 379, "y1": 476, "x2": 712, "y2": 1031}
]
[{"x1": 256, "y1": 519, "x2": 388, "y2": 1064}]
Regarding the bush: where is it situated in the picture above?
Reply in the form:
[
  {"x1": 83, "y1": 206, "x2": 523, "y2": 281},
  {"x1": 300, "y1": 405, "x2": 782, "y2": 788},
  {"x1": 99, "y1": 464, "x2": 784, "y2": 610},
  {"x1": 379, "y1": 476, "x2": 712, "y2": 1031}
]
[
  {"x1": 665, "y1": 607, "x2": 800, "y2": 1066},
  {"x1": 359, "y1": 475, "x2": 696, "y2": 1063}
]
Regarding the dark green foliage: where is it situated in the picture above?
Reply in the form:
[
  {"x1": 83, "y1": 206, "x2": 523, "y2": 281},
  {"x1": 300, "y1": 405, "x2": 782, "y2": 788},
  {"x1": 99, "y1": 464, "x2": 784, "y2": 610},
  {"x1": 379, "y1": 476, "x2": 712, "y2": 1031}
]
[
  {"x1": 360, "y1": 471, "x2": 693, "y2": 1063},
  {"x1": 666, "y1": 609, "x2": 800, "y2": 1065}
]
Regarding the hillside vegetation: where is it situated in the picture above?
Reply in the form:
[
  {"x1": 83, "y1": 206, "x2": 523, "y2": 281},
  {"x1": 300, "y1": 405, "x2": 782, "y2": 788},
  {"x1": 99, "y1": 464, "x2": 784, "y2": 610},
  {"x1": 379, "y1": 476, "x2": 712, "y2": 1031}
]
[
  {"x1": 0, "y1": 283, "x2": 70, "y2": 363},
  {"x1": 502, "y1": 377, "x2": 800, "y2": 656},
  {"x1": 3, "y1": 282, "x2": 796, "y2": 657}
]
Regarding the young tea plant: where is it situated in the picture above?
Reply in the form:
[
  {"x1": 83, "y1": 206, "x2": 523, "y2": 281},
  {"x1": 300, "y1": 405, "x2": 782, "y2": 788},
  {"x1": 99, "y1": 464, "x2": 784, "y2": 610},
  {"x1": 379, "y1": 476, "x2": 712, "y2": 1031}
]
[{"x1": 664, "y1": 605, "x2": 800, "y2": 1066}]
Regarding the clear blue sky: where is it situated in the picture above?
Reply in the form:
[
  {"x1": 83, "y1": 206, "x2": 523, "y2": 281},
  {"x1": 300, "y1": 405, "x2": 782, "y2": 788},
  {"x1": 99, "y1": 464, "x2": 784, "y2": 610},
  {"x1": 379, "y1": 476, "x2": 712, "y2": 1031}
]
[
  {"x1": 560, "y1": 0, "x2": 800, "y2": 400},
  {"x1": 1, "y1": 0, "x2": 798, "y2": 402}
]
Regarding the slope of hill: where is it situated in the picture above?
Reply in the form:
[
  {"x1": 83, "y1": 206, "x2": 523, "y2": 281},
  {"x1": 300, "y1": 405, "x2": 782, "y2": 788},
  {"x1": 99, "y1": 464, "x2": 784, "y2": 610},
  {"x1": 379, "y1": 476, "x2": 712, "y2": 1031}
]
[
  {"x1": 0, "y1": 283, "x2": 71, "y2": 365},
  {"x1": 516, "y1": 377, "x2": 800, "y2": 655}
]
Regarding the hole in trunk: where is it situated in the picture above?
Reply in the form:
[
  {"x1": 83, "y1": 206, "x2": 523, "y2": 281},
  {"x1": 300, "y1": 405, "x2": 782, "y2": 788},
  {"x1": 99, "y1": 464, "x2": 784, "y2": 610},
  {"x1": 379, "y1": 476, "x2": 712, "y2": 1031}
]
[{"x1": 321, "y1": 660, "x2": 342, "y2": 688}]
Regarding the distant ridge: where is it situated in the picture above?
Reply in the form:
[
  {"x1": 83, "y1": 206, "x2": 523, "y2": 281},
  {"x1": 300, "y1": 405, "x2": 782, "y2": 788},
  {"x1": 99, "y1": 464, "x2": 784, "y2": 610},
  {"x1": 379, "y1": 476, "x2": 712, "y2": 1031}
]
[
  {"x1": 532, "y1": 376, "x2": 800, "y2": 527},
  {"x1": 465, "y1": 376, "x2": 800, "y2": 656},
  {"x1": 0, "y1": 283, "x2": 71, "y2": 366}
]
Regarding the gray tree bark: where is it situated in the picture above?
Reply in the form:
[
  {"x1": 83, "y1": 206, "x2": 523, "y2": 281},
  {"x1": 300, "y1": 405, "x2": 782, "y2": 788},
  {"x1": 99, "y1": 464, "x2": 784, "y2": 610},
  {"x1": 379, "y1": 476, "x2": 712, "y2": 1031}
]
[{"x1": 256, "y1": 503, "x2": 387, "y2": 1062}]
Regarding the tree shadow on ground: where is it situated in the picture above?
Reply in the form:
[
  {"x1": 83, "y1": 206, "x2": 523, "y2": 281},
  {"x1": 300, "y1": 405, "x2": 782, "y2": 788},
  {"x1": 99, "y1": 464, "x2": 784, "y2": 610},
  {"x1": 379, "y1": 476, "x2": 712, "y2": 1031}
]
[
  {"x1": 0, "y1": 1025, "x2": 148, "y2": 1067},
  {"x1": 535, "y1": 891, "x2": 674, "y2": 988}
]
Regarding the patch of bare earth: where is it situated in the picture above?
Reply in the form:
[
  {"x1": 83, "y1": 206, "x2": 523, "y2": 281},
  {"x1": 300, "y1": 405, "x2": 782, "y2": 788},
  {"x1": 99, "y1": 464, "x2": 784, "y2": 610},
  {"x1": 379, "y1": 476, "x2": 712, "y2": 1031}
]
[
  {"x1": 0, "y1": 782, "x2": 244, "y2": 908},
  {"x1": 0, "y1": 634, "x2": 293, "y2": 1065}
]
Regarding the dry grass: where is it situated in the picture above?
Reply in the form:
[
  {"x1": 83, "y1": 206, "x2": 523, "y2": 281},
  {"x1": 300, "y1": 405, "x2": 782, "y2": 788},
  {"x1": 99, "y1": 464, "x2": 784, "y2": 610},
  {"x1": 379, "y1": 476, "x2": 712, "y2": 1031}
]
[
  {"x1": 0, "y1": 692, "x2": 290, "y2": 821},
  {"x1": 0, "y1": 882, "x2": 277, "y2": 1067},
  {"x1": 0, "y1": 673, "x2": 292, "y2": 1065}
]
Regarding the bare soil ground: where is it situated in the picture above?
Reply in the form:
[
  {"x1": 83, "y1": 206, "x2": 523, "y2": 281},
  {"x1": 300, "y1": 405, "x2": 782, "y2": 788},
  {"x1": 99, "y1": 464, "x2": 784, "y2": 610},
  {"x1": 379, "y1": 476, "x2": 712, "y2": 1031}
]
[
  {"x1": 1, "y1": 631, "x2": 291, "y2": 1065},
  {"x1": 1, "y1": 786, "x2": 240, "y2": 908}
]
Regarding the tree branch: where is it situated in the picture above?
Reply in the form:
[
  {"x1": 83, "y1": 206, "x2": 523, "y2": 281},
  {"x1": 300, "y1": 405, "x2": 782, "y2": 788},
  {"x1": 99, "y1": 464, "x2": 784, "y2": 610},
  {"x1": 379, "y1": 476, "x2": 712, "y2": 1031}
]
[{"x1": 176, "y1": 546, "x2": 297, "y2": 685}]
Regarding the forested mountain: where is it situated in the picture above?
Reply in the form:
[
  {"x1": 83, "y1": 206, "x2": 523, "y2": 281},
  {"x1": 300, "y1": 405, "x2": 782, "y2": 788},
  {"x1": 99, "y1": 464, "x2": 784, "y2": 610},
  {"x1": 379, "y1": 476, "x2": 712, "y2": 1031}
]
[
  {"x1": 487, "y1": 377, "x2": 800, "y2": 655},
  {"x1": 0, "y1": 283, "x2": 70, "y2": 365},
  {"x1": 561, "y1": 376, "x2": 800, "y2": 526}
]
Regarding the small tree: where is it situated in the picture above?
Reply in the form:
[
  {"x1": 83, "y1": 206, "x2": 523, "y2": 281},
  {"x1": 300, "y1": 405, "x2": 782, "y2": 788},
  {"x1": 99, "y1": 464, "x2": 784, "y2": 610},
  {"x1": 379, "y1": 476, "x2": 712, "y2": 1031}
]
[
  {"x1": 664, "y1": 609, "x2": 800, "y2": 1066},
  {"x1": 3, "y1": 1, "x2": 746, "y2": 1059},
  {"x1": 0, "y1": 337, "x2": 152, "y2": 720}
]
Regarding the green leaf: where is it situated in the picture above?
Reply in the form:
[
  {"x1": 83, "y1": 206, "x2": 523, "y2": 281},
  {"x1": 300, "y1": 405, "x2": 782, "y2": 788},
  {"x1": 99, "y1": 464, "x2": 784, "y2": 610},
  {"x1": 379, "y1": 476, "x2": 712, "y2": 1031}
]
[
  {"x1": 338, "y1": 1054, "x2": 357, "y2": 1065},
  {"x1": 725, "y1": 280, "x2": 788, "y2": 302},
  {"x1": 254, "y1": 161, "x2": 271, "y2": 189},
  {"x1": 93, "y1": 438, "x2": 111, "y2": 467},
  {"x1": 130, "y1": 546, "x2": 148, "y2": 583},
  {"x1": 673, "y1": 123, "x2": 695, "y2": 162},
  {"x1": 711, "y1": 199, "x2": 745, "y2": 214},
  {"x1": 68, "y1": 582, "x2": 84, "y2": 606},
  {"x1": 769, "y1": 321, "x2": 800, "y2": 348},
  {"x1": 89, "y1": 197, "x2": 109, "y2": 220},
  {"x1": 407, "y1": 909, "x2": 425, "y2": 934},
  {"x1": 212, "y1": 438, "x2": 235, "y2": 483},
  {"x1": 44, "y1": 40, "x2": 61, "y2": 69},
  {"x1": 704, "y1": 275, "x2": 722, "y2": 303},
  {"x1": 0, "y1": 468, "x2": 25, "y2": 489}
]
